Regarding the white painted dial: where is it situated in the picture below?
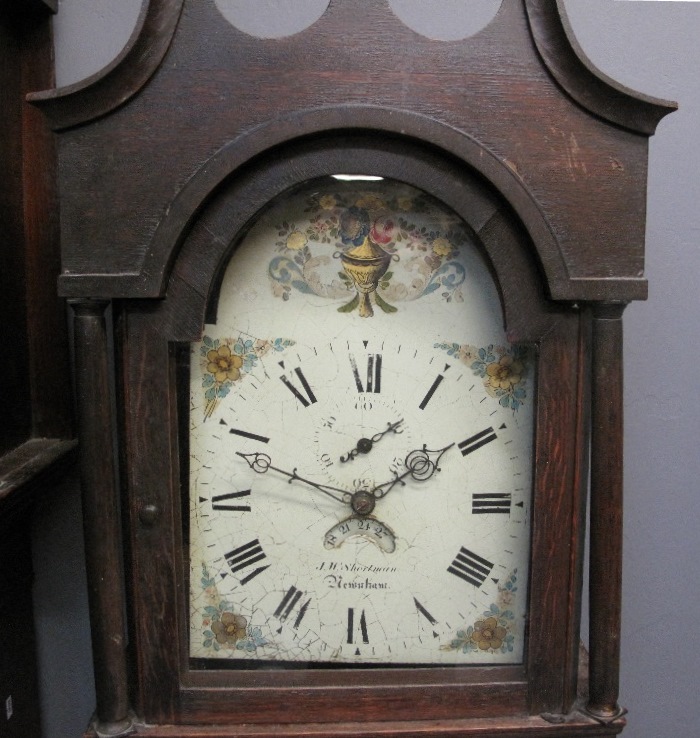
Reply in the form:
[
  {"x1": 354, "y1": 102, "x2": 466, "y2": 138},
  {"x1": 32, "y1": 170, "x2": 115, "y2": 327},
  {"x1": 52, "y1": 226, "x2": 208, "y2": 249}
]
[{"x1": 188, "y1": 179, "x2": 534, "y2": 666}]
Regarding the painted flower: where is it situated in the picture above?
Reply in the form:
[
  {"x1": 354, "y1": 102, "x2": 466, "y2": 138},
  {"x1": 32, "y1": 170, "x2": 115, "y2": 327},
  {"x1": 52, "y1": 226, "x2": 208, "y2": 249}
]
[
  {"x1": 355, "y1": 194, "x2": 386, "y2": 211},
  {"x1": 499, "y1": 590, "x2": 515, "y2": 607},
  {"x1": 319, "y1": 194, "x2": 337, "y2": 210},
  {"x1": 370, "y1": 216, "x2": 396, "y2": 245},
  {"x1": 203, "y1": 584, "x2": 219, "y2": 605},
  {"x1": 286, "y1": 230, "x2": 308, "y2": 250},
  {"x1": 308, "y1": 215, "x2": 336, "y2": 241},
  {"x1": 236, "y1": 626, "x2": 268, "y2": 652},
  {"x1": 397, "y1": 196, "x2": 414, "y2": 211},
  {"x1": 211, "y1": 611, "x2": 247, "y2": 646},
  {"x1": 458, "y1": 345, "x2": 478, "y2": 364},
  {"x1": 471, "y1": 616, "x2": 507, "y2": 651},
  {"x1": 340, "y1": 206, "x2": 370, "y2": 246},
  {"x1": 486, "y1": 355, "x2": 523, "y2": 390},
  {"x1": 207, "y1": 345, "x2": 244, "y2": 382},
  {"x1": 431, "y1": 236, "x2": 453, "y2": 258}
]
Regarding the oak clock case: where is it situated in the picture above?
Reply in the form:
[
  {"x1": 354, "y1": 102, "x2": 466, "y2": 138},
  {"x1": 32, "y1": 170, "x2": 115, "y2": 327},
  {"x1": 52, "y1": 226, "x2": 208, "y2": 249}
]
[
  {"x1": 118, "y1": 140, "x2": 588, "y2": 729},
  {"x1": 28, "y1": 0, "x2": 675, "y2": 731},
  {"x1": 187, "y1": 179, "x2": 534, "y2": 669}
]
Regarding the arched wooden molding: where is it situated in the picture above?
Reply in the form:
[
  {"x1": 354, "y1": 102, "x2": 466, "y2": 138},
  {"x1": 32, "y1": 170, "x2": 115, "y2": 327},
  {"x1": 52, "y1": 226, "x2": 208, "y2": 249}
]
[
  {"x1": 123, "y1": 111, "x2": 572, "y2": 306},
  {"x1": 28, "y1": 0, "x2": 183, "y2": 131},
  {"x1": 525, "y1": 0, "x2": 676, "y2": 134},
  {"x1": 157, "y1": 139, "x2": 556, "y2": 345}
]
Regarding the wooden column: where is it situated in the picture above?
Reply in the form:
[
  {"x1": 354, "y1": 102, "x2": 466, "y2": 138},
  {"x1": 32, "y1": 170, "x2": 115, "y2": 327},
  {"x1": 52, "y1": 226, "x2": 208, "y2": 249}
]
[
  {"x1": 586, "y1": 302, "x2": 626, "y2": 720},
  {"x1": 70, "y1": 299, "x2": 133, "y2": 736}
]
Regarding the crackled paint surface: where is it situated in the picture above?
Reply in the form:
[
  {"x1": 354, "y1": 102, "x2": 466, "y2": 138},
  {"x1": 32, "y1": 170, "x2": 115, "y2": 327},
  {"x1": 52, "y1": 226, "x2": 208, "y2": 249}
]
[{"x1": 189, "y1": 179, "x2": 534, "y2": 665}]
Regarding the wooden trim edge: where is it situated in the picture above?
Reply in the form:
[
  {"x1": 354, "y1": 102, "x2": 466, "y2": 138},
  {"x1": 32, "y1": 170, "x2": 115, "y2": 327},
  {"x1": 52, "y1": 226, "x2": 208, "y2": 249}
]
[
  {"x1": 27, "y1": 0, "x2": 184, "y2": 131},
  {"x1": 84, "y1": 712, "x2": 625, "y2": 738},
  {"x1": 525, "y1": 0, "x2": 676, "y2": 135},
  {"x1": 0, "y1": 437, "x2": 77, "y2": 504}
]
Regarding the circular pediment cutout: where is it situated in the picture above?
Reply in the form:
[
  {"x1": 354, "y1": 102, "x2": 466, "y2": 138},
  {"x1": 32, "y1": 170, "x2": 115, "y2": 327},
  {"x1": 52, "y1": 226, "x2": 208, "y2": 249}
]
[
  {"x1": 213, "y1": 0, "x2": 330, "y2": 39},
  {"x1": 389, "y1": 0, "x2": 502, "y2": 41}
]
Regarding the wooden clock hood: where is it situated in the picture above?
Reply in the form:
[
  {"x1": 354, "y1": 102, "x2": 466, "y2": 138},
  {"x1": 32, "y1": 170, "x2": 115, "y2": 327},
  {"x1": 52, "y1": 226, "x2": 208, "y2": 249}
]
[
  {"x1": 29, "y1": 1, "x2": 675, "y2": 736},
  {"x1": 32, "y1": 0, "x2": 674, "y2": 303}
]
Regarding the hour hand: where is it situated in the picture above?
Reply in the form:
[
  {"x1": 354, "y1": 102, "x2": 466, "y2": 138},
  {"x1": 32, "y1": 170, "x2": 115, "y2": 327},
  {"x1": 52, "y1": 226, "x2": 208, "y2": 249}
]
[
  {"x1": 370, "y1": 443, "x2": 454, "y2": 499},
  {"x1": 236, "y1": 451, "x2": 352, "y2": 505},
  {"x1": 339, "y1": 418, "x2": 404, "y2": 463}
]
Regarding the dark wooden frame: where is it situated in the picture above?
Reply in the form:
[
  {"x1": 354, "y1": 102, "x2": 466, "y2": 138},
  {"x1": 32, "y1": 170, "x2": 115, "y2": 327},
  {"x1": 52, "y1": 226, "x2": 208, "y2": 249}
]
[
  {"x1": 0, "y1": 3, "x2": 75, "y2": 736},
  {"x1": 0, "y1": 0, "x2": 72, "y2": 458},
  {"x1": 115, "y1": 137, "x2": 588, "y2": 733},
  {"x1": 28, "y1": 1, "x2": 675, "y2": 735}
]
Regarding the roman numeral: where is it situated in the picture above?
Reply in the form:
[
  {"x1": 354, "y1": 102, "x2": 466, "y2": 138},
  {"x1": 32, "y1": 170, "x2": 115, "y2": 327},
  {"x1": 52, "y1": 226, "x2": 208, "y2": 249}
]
[
  {"x1": 349, "y1": 353, "x2": 382, "y2": 393},
  {"x1": 458, "y1": 426, "x2": 498, "y2": 456},
  {"x1": 413, "y1": 597, "x2": 438, "y2": 626},
  {"x1": 224, "y1": 539, "x2": 269, "y2": 584},
  {"x1": 279, "y1": 367, "x2": 317, "y2": 407},
  {"x1": 273, "y1": 586, "x2": 311, "y2": 631},
  {"x1": 347, "y1": 607, "x2": 369, "y2": 651},
  {"x1": 227, "y1": 426, "x2": 270, "y2": 444},
  {"x1": 472, "y1": 493, "x2": 512, "y2": 514},
  {"x1": 211, "y1": 489, "x2": 251, "y2": 512},
  {"x1": 447, "y1": 547, "x2": 494, "y2": 588},
  {"x1": 413, "y1": 597, "x2": 439, "y2": 638},
  {"x1": 419, "y1": 365, "x2": 450, "y2": 410}
]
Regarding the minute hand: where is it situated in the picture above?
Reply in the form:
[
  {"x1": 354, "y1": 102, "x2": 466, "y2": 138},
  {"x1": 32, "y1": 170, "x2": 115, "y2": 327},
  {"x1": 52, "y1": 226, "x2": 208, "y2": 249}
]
[
  {"x1": 370, "y1": 443, "x2": 455, "y2": 499},
  {"x1": 236, "y1": 451, "x2": 352, "y2": 505}
]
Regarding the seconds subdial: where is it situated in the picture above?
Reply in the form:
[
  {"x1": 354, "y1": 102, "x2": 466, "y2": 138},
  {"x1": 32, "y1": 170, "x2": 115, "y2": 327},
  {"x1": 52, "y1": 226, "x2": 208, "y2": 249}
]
[
  {"x1": 312, "y1": 394, "x2": 415, "y2": 495},
  {"x1": 339, "y1": 418, "x2": 404, "y2": 463}
]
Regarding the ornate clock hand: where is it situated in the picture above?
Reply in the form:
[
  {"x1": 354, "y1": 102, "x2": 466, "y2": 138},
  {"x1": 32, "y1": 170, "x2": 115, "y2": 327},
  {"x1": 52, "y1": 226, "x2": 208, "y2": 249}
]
[
  {"x1": 339, "y1": 418, "x2": 404, "y2": 463},
  {"x1": 236, "y1": 451, "x2": 352, "y2": 505},
  {"x1": 370, "y1": 443, "x2": 455, "y2": 500}
]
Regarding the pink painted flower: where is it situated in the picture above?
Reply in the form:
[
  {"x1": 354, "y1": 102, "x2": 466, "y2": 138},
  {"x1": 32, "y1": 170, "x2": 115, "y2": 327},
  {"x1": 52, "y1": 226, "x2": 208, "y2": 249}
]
[{"x1": 370, "y1": 217, "x2": 396, "y2": 245}]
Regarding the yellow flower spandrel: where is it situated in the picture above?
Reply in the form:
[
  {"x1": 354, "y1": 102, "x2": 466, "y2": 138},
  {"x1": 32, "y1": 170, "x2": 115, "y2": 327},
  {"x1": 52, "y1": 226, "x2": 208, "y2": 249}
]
[
  {"x1": 471, "y1": 617, "x2": 507, "y2": 651},
  {"x1": 206, "y1": 345, "x2": 244, "y2": 382},
  {"x1": 486, "y1": 355, "x2": 523, "y2": 390},
  {"x1": 212, "y1": 612, "x2": 247, "y2": 646}
]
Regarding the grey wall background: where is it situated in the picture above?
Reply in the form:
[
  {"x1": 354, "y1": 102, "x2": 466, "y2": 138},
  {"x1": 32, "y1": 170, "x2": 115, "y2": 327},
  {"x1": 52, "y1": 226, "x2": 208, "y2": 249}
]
[{"x1": 34, "y1": 1, "x2": 700, "y2": 736}]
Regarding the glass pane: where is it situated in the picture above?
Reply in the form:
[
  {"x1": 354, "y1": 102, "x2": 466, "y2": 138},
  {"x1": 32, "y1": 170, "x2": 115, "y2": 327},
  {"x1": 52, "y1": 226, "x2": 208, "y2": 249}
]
[{"x1": 188, "y1": 178, "x2": 534, "y2": 667}]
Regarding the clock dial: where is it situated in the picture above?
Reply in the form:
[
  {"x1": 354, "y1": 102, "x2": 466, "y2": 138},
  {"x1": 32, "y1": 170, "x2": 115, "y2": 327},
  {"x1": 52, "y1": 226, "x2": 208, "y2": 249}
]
[{"x1": 188, "y1": 179, "x2": 534, "y2": 666}]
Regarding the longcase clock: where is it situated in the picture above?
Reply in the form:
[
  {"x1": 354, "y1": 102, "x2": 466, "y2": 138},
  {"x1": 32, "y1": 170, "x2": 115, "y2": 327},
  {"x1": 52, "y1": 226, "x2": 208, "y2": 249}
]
[{"x1": 30, "y1": 1, "x2": 675, "y2": 736}]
